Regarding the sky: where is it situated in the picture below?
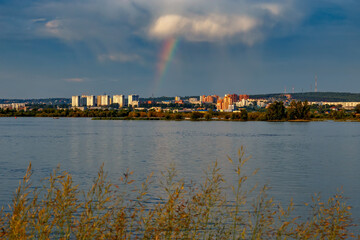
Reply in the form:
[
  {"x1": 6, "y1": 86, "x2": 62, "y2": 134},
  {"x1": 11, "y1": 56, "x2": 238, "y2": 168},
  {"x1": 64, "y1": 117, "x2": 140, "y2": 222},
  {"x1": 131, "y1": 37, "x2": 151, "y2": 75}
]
[{"x1": 0, "y1": 0, "x2": 360, "y2": 98}]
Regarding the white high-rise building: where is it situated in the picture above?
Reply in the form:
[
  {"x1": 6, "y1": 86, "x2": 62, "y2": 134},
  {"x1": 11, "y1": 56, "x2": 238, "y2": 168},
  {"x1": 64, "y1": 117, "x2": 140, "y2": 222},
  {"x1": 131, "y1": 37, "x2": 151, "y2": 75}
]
[
  {"x1": 102, "y1": 95, "x2": 110, "y2": 105},
  {"x1": 128, "y1": 94, "x2": 139, "y2": 107},
  {"x1": 80, "y1": 97, "x2": 87, "y2": 107},
  {"x1": 97, "y1": 95, "x2": 110, "y2": 106},
  {"x1": 72, "y1": 96, "x2": 81, "y2": 107},
  {"x1": 113, "y1": 95, "x2": 126, "y2": 107},
  {"x1": 82, "y1": 95, "x2": 96, "y2": 107},
  {"x1": 200, "y1": 95, "x2": 204, "y2": 103}
]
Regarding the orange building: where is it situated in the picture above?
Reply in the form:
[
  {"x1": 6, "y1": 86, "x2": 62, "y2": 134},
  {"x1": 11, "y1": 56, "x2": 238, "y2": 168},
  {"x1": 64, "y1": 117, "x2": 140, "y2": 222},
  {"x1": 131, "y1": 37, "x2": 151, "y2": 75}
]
[
  {"x1": 228, "y1": 94, "x2": 239, "y2": 103},
  {"x1": 216, "y1": 98, "x2": 224, "y2": 110},
  {"x1": 239, "y1": 94, "x2": 249, "y2": 100},
  {"x1": 203, "y1": 95, "x2": 219, "y2": 103},
  {"x1": 223, "y1": 95, "x2": 233, "y2": 110},
  {"x1": 217, "y1": 95, "x2": 234, "y2": 111}
]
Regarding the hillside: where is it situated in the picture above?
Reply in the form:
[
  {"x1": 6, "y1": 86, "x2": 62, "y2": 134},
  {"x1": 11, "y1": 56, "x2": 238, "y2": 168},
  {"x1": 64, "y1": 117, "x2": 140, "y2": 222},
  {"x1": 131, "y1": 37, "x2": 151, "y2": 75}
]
[
  {"x1": 249, "y1": 92, "x2": 360, "y2": 102},
  {"x1": 0, "y1": 98, "x2": 70, "y2": 105}
]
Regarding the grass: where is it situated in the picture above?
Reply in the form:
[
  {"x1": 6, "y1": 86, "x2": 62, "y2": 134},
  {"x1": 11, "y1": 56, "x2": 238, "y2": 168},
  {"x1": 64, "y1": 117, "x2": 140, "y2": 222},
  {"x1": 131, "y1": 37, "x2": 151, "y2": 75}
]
[{"x1": 0, "y1": 148, "x2": 358, "y2": 239}]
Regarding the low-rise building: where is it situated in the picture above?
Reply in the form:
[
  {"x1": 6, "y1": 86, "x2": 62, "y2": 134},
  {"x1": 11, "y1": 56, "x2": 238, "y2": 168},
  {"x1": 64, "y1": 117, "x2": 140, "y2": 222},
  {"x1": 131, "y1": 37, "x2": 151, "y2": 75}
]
[
  {"x1": 309, "y1": 101, "x2": 360, "y2": 109},
  {"x1": 189, "y1": 97, "x2": 201, "y2": 105},
  {"x1": 0, "y1": 103, "x2": 26, "y2": 110}
]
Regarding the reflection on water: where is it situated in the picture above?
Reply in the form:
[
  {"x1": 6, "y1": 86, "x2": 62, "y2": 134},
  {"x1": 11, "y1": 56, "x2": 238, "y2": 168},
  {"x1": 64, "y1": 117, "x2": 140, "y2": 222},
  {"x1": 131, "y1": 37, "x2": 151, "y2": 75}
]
[{"x1": 0, "y1": 118, "x2": 359, "y2": 222}]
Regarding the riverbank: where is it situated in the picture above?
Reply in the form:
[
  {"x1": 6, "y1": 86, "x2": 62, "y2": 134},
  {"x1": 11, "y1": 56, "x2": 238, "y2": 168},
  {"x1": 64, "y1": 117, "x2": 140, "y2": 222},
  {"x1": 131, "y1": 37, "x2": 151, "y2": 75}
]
[
  {"x1": 91, "y1": 117, "x2": 360, "y2": 122},
  {"x1": 1, "y1": 115, "x2": 359, "y2": 122}
]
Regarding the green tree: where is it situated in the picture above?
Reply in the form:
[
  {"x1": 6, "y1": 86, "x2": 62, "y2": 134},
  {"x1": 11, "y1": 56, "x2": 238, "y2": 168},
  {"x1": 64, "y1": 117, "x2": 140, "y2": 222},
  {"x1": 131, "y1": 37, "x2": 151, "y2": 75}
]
[
  {"x1": 164, "y1": 113, "x2": 172, "y2": 120},
  {"x1": 204, "y1": 113, "x2": 212, "y2": 120},
  {"x1": 355, "y1": 104, "x2": 360, "y2": 114},
  {"x1": 128, "y1": 112, "x2": 140, "y2": 118},
  {"x1": 302, "y1": 101, "x2": 310, "y2": 119},
  {"x1": 190, "y1": 112, "x2": 203, "y2": 120},
  {"x1": 231, "y1": 113, "x2": 240, "y2": 120},
  {"x1": 287, "y1": 101, "x2": 297, "y2": 120},
  {"x1": 287, "y1": 100, "x2": 311, "y2": 120},
  {"x1": 240, "y1": 109, "x2": 248, "y2": 121},
  {"x1": 173, "y1": 113, "x2": 183, "y2": 120},
  {"x1": 331, "y1": 110, "x2": 346, "y2": 120},
  {"x1": 266, "y1": 101, "x2": 286, "y2": 120}
]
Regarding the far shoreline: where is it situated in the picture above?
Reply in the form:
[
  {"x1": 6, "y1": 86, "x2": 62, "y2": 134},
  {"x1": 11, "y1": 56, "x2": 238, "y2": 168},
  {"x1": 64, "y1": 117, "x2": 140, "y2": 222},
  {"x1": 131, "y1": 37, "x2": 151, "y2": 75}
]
[
  {"x1": 2, "y1": 116, "x2": 360, "y2": 122},
  {"x1": 90, "y1": 117, "x2": 359, "y2": 122}
]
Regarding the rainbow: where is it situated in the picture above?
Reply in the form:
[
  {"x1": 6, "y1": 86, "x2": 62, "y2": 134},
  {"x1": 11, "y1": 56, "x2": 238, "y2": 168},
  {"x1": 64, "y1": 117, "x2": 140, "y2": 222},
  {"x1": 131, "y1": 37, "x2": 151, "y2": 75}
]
[{"x1": 153, "y1": 37, "x2": 179, "y2": 94}]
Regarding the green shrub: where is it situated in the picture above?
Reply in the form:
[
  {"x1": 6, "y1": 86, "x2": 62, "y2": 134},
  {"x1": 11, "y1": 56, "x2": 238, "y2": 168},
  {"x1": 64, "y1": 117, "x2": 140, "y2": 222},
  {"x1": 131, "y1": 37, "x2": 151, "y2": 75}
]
[{"x1": 190, "y1": 112, "x2": 203, "y2": 120}]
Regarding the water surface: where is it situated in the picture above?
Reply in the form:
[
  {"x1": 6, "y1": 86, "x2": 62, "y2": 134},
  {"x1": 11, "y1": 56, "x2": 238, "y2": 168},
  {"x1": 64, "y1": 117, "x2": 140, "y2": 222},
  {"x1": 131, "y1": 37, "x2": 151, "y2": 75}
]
[{"x1": 0, "y1": 118, "x2": 359, "y2": 223}]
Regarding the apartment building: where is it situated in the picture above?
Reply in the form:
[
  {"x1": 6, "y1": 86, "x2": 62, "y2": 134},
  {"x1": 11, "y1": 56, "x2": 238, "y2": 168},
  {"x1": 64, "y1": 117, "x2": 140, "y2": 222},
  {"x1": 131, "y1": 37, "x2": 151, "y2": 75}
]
[{"x1": 113, "y1": 95, "x2": 126, "y2": 107}]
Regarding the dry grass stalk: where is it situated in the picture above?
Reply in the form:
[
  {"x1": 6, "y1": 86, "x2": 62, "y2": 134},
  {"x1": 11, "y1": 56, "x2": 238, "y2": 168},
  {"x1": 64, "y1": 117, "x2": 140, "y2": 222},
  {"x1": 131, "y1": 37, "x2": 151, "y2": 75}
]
[{"x1": 0, "y1": 148, "x2": 358, "y2": 239}]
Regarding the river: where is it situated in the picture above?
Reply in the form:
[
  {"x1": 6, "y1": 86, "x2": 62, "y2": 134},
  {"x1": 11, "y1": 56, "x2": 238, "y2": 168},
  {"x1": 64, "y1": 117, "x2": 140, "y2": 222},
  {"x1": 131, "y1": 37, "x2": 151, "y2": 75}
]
[{"x1": 0, "y1": 118, "x2": 359, "y2": 224}]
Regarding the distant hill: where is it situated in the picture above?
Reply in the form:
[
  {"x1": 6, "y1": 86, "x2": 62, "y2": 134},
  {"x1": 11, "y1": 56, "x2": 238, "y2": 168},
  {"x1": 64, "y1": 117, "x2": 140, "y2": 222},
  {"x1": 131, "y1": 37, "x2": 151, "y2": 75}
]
[
  {"x1": 140, "y1": 96, "x2": 175, "y2": 102},
  {"x1": 141, "y1": 96, "x2": 199, "y2": 102},
  {"x1": 0, "y1": 98, "x2": 71, "y2": 105},
  {"x1": 249, "y1": 92, "x2": 360, "y2": 102}
]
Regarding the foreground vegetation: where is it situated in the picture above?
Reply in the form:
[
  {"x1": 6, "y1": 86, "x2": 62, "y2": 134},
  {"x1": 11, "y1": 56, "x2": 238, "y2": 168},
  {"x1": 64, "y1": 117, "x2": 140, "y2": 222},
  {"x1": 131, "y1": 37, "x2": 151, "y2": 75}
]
[{"x1": 0, "y1": 148, "x2": 358, "y2": 239}]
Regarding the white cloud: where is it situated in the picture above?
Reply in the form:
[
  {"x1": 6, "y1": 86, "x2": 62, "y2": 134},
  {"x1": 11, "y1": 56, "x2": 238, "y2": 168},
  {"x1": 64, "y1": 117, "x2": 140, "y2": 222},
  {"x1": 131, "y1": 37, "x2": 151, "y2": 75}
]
[
  {"x1": 45, "y1": 20, "x2": 60, "y2": 28},
  {"x1": 98, "y1": 53, "x2": 142, "y2": 62},
  {"x1": 32, "y1": 18, "x2": 47, "y2": 23},
  {"x1": 149, "y1": 14, "x2": 259, "y2": 42},
  {"x1": 258, "y1": 4, "x2": 283, "y2": 16},
  {"x1": 65, "y1": 78, "x2": 86, "y2": 82},
  {"x1": 44, "y1": 20, "x2": 61, "y2": 35},
  {"x1": 41, "y1": 19, "x2": 84, "y2": 41}
]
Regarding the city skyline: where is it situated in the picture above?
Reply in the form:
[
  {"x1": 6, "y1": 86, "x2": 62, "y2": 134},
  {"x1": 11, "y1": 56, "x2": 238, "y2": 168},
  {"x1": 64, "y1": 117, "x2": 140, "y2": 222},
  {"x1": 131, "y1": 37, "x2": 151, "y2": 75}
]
[{"x1": 1, "y1": 0, "x2": 360, "y2": 98}]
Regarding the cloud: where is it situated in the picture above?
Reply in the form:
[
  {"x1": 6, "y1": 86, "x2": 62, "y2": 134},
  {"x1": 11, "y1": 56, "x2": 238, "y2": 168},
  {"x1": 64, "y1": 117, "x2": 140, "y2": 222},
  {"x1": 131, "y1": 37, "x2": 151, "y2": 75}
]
[
  {"x1": 45, "y1": 20, "x2": 60, "y2": 28},
  {"x1": 29, "y1": 0, "x2": 298, "y2": 46},
  {"x1": 149, "y1": 14, "x2": 259, "y2": 42},
  {"x1": 41, "y1": 19, "x2": 84, "y2": 41},
  {"x1": 44, "y1": 20, "x2": 61, "y2": 35},
  {"x1": 0, "y1": 0, "x2": 309, "y2": 48},
  {"x1": 98, "y1": 53, "x2": 142, "y2": 63},
  {"x1": 257, "y1": 4, "x2": 283, "y2": 16},
  {"x1": 65, "y1": 78, "x2": 86, "y2": 83},
  {"x1": 32, "y1": 18, "x2": 47, "y2": 23}
]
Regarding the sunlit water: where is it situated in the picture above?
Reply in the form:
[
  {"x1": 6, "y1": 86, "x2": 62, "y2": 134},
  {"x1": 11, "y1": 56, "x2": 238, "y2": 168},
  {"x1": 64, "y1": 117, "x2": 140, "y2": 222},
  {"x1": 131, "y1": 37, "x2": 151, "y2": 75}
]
[{"x1": 0, "y1": 118, "x2": 359, "y2": 224}]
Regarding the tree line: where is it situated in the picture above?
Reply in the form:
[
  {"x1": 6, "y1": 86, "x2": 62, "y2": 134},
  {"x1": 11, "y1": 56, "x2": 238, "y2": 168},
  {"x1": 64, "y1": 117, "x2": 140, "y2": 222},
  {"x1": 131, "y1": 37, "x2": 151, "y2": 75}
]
[{"x1": 1, "y1": 101, "x2": 360, "y2": 121}]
